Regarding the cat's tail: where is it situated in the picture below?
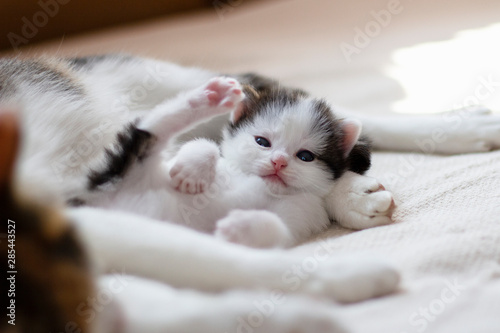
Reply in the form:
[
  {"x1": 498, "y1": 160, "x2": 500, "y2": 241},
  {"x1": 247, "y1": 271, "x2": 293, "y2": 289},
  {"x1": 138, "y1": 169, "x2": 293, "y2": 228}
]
[{"x1": 0, "y1": 110, "x2": 95, "y2": 333}]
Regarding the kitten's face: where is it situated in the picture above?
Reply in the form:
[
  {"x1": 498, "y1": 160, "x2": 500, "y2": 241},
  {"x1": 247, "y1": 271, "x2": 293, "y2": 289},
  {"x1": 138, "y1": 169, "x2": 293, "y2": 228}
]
[{"x1": 222, "y1": 94, "x2": 347, "y2": 196}]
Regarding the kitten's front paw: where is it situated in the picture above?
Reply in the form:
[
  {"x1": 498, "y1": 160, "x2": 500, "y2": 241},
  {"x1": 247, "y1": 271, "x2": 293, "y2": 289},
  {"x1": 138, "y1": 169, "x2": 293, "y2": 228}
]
[
  {"x1": 169, "y1": 140, "x2": 219, "y2": 194},
  {"x1": 189, "y1": 77, "x2": 244, "y2": 116},
  {"x1": 215, "y1": 210, "x2": 291, "y2": 248},
  {"x1": 326, "y1": 172, "x2": 395, "y2": 230},
  {"x1": 303, "y1": 255, "x2": 400, "y2": 303}
]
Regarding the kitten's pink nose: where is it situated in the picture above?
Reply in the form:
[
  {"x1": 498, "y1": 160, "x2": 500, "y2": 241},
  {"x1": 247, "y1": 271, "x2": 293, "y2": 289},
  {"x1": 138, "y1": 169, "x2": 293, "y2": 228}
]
[{"x1": 272, "y1": 156, "x2": 288, "y2": 171}]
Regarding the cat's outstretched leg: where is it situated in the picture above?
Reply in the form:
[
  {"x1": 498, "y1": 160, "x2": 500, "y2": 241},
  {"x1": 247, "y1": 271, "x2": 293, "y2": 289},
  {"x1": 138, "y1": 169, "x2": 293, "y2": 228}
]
[
  {"x1": 139, "y1": 76, "x2": 244, "y2": 150},
  {"x1": 214, "y1": 209, "x2": 293, "y2": 248},
  {"x1": 106, "y1": 275, "x2": 347, "y2": 333},
  {"x1": 358, "y1": 105, "x2": 500, "y2": 154},
  {"x1": 69, "y1": 207, "x2": 400, "y2": 303},
  {"x1": 325, "y1": 171, "x2": 395, "y2": 230}
]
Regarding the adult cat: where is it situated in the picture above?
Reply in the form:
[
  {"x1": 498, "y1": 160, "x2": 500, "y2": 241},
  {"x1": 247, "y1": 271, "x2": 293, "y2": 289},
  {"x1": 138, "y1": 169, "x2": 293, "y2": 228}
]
[{"x1": 2, "y1": 53, "x2": 499, "y2": 332}]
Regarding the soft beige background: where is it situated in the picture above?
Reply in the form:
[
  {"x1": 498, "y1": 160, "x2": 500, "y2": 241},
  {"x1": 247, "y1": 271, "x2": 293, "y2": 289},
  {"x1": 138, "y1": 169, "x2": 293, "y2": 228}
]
[{"x1": 4, "y1": 1, "x2": 500, "y2": 332}]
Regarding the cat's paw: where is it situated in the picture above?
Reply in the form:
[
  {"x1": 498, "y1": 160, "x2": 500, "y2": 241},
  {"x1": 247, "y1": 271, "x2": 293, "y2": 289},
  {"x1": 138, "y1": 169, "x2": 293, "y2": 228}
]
[
  {"x1": 189, "y1": 77, "x2": 244, "y2": 116},
  {"x1": 169, "y1": 139, "x2": 219, "y2": 194},
  {"x1": 303, "y1": 254, "x2": 400, "y2": 303},
  {"x1": 215, "y1": 210, "x2": 291, "y2": 248},
  {"x1": 258, "y1": 296, "x2": 347, "y2": 333},
  {"x1": 430, "y1": 105, "x2": 500, "y2": 154},
  {"x1": 326, "y1": 172, "x2": 395, "y2": 230}
]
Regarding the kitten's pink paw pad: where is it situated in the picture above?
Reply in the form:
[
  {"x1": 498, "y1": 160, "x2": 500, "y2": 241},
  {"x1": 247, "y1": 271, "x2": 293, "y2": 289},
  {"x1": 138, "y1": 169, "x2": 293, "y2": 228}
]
[
  {"x1": 169, "y1": 167, "x2": 210, "y2": 194},
  {"x1": 189, "y1": 77, "x2": 244, "y2": 111}
]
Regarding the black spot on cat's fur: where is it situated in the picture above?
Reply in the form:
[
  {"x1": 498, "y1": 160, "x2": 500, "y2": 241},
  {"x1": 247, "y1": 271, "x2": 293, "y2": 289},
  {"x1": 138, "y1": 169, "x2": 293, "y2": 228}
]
[
  {"x1": 67, "y1": 197, "x2": 86, "y2": 206},
  {"x1": 69, "y1": 54, "x2": 134, "y2": 71},
  {"x1": 88, "y1": 122, "x2": 153, "y2": 190},
  {"x1": 347, "y1": 135, "x2": 372, "y2": 174},
  {"x1": 236, "y1": 73, "x2": 282, "y2": 92},
  {"x1": 310, "y1": 99, "x2": 349, "y2": 179}
]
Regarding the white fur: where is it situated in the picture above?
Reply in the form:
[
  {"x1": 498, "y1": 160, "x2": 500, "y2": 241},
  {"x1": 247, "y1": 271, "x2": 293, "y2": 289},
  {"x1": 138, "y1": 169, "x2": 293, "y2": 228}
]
[
  {"x1": 326, "y1": 171, "x2": 395, "y2": 229},
  {"x1": 68, "y1": 206, "x2": 400, "y2": 303},
  {"x1": 97, "y1": 275, "x2": 349, "y2": 333},
  {"x1": 340, "y1": 106, "x2": 500, "y2": 154}
]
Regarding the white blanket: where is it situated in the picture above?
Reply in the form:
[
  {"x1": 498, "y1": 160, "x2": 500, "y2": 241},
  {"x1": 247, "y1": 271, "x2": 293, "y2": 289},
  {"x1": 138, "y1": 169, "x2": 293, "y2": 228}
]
[{"x1": 296, "y1": 150, "x2": 500, "y2": 332}]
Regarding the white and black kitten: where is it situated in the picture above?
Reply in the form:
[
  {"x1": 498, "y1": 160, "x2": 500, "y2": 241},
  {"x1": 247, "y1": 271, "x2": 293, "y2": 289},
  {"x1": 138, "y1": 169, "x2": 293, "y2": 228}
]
[{"x1": 74, "y1": 75, "x2": 372, "y2": 248}]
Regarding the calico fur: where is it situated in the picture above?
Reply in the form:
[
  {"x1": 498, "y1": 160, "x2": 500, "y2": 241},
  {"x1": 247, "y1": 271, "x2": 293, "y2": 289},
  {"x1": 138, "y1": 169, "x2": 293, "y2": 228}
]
[{"x1": 0, "y1": 112, "x2": 94, "y2": 333}]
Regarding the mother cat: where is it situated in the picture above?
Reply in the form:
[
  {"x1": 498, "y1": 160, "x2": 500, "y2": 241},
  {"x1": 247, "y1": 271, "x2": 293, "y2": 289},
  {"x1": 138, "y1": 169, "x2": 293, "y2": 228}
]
[{"x1": 2, "y1": 53, "x2": 500, "y2": 332}]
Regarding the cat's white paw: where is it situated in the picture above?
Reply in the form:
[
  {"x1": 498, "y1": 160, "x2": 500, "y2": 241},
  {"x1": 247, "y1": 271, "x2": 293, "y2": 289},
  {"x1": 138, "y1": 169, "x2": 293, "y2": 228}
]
[
  {"x1": 430, "y1": 106, "x2": 500, "y2": 154},
  {"x1": 258, "y1": 296, "x2": 347, "y2": 333},
  {"x1": 169, "y1": 139, "x2": 219, "y2": 194},
  {"x1": 215, "y1": 210, "x2": 292, "y2": 248},
  {"x1": 302, "y1": 254, "x2": 400, "y2": 303},
  {"x1": 189, "y1": 77, "x2": 244, "y2": 116},
  {"x1": 326, "y1": 172, "x2": 395, "y2": 230}
]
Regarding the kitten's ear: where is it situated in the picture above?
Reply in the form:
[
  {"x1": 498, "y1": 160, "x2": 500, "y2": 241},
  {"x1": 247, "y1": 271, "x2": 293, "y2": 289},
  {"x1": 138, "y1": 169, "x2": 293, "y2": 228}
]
[
  {"x1": 0, "y1": 110, "x2": 20, "y2": 189},
  {"x1": 341, "y1": 118, "x2": 362, "y2": 158}
]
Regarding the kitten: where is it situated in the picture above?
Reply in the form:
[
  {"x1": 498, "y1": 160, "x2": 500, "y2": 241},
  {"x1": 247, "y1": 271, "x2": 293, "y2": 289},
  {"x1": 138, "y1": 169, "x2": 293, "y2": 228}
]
[{"x1": 70, "y1": 75, "x2": 372, "y2": 248}]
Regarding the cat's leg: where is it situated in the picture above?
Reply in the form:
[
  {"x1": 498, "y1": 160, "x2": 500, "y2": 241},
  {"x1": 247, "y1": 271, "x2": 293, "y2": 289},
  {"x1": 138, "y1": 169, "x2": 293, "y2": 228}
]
[
  {"x1": 68, "y1": 207, "x2": 400, "y2": 303},
  {"x1": 214, "y1": 209, "x2": 293, "y2": 248},
  {"x1": 86, "y1": 77, "x2": 243, "y2": 191},
  {"x1": 325, "y1": 171, "x2": 395, "y2": 230},
  {"x1": 168, "y1": 139, "x2": 220, "y2": 194},
  {"x1": 102, "y1": 275, "x2": 346, "y2": 333},
  {"x1": 138, "y1": 76, "x2": 244, "y2": 150},
  {"x1": 356, "y1": 106, "x2": 500, "y2": 154}
]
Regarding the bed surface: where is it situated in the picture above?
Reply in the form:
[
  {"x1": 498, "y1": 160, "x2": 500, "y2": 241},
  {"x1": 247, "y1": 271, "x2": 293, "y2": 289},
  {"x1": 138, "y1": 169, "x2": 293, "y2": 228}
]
[{"x1": 6, "y1": 0, "x2": 500, "y2": 332}]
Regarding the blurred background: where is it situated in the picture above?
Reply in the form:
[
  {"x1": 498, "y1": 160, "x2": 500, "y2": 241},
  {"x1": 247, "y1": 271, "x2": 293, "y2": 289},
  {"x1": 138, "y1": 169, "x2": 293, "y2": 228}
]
[{"x1": 1, "y1": 0, "x2": 499, "y2": 116}]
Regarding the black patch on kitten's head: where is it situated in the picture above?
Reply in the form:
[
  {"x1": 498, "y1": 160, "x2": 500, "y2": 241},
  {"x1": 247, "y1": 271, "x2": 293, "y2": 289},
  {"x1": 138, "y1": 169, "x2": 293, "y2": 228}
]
[
  {"x1": 347, "y1": 134, "x2": 372, "y2": 174},
  {"x1": 310, "y1": 99, "x2": 351, "y2": 179},
  {"x1": 231, "y1": 72, "x2": 308, "y2": 127},
  {"x1": 228, "y1": 74, "x2": 372, "y2": 178}
]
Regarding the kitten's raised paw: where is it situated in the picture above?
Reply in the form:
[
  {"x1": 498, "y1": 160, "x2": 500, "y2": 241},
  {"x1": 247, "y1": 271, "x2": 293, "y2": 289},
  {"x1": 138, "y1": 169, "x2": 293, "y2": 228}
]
[
  {"x1": 189, "y1": 77, "x2": 244, "y2": 114},
  {"x1": 169, "y1": 139, "x2": 219, "y2": 194},
  {"x1": 215, "y1": 210, "x2": 291, "y2": 248},
  {"x1": 326, "y1": 172, "x2": 395, "y2": 230}
]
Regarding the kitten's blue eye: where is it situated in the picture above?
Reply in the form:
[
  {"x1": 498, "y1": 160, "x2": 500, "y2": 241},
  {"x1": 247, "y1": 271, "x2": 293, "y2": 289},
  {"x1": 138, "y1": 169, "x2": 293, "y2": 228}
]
[
  {"x1": 297, "y1": 150, "x2": 315, "y2": 162},
  {"x1": 255, "y1": 136, "x2": 271, "y2": 148}
]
